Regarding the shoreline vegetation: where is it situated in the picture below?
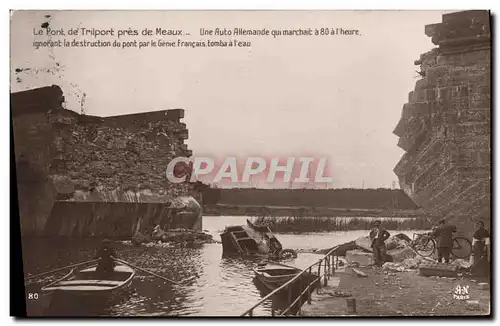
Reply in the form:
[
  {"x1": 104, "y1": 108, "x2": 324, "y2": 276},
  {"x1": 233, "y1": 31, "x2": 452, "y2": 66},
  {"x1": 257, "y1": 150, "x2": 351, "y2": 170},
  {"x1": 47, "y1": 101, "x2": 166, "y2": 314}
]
[{"x1": 251, "y1": 216, "x2": 432, "y2": 233}]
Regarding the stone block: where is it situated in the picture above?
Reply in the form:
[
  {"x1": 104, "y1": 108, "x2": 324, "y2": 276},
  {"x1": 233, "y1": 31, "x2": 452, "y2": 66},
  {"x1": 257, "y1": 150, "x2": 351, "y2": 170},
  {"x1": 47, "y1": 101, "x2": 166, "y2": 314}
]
[
  {"x1": 178, "y1": 130, "x2": 189, "y2": 139},
  {"x1": 426, "y1": 89, "x2": 437, "y2": 101},
  {"x1": 418, "y1": 261, "x2": 458, "y2": 277},
  {"x1": 451, "y1": 258, "x2": 472, "y2": 270},
  {"x1": 354, "y1": 236, "x2": 372, "y2": 251},
  {"x1": 389, "y1": 247, "x2": 417, "y2": 262},
  {"x1": 402, "y1": 257, "x2": 428, "y2": 269},
  {"x1": 415, "y1": 78, "x2": 428, "y2": 90},
  {"x1": 478, "y1": 283, "x2": 489, "y2": 291},
  {"x1": 437, "y1": 53, "x2": 464, "y2": 66},
  {"x1": 346, "y1": 250, "x2": 373, "y2": 266},
  {"x1": 466, "y1": 300, "x2": 481, "y2": 311},
  {"x1": 386, "y1": 234, "x2": 411, "y2": 251},
  {"x1": 442, "y1": 10, "x2": 489, "y2": 24},
  {"x1": 424, "y1": 23, "x2": 438, "y2": 38},
  {"x1": 11, "y1": 85, "x2": 64, "y2": 117},
  {"x1": 426, "y1": 67, "x2": 450, "y2": 86},
  {"x1": 451, "y1": 86, "x2": 468, "y2": 98},
  {"x1": 382, "y1": 262, "x2": 408, "y2": 272},
  {"x1": 463, "y1": 50, "x2": 490, "y2": 66},
  {"x1": 414, "y1": 90, "x2": 427, "y2": 102},
  {"x1": 166, "y1": 109, "x2": 185, "y2": 120},
  {"x1": 408, "y1": 91, "x2": 414, "y2": 103}
]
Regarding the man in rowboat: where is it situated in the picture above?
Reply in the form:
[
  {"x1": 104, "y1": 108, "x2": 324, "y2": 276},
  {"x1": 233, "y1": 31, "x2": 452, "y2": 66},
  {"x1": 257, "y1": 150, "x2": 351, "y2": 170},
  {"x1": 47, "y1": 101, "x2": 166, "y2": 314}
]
[{"x1": 95, "y1": 239, "x2": 117, "y2": 278}]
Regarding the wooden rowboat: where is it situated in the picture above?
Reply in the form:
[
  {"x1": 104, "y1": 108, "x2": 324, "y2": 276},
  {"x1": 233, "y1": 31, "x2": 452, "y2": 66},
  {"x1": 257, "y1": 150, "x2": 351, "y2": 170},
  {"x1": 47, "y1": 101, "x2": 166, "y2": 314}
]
[
  {"x1": 41, "y1": 263, "x2": 135, "y2": 297},
  {"x1": 253, "y1": 262, "x2": 302, "y2": 291}
]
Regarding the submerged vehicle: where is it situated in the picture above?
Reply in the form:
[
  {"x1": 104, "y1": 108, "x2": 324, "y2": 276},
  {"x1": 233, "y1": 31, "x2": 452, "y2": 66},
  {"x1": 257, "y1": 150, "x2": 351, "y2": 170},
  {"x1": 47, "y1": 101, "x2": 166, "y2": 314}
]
[
  {"x1": 41, "y1": 263, "x2": 135, "y2": 297},
  {"x1": 220, "y1": 219, "x2": 297, "y2": 259}
]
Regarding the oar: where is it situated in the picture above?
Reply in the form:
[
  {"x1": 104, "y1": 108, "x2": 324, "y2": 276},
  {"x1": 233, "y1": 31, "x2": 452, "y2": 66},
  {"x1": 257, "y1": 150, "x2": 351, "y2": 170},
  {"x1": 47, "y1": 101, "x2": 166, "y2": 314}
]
[
  {"x1": 24, "y1": 258, "x2": 101, "y2": 281},
  {"x1": 114, "y1": 258, "x2": 197, "y2": 285}
]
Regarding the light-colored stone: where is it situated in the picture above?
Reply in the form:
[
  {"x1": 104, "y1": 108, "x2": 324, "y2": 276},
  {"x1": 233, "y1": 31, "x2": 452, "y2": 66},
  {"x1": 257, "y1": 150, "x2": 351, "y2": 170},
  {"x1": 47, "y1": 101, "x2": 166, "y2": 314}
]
[
  {"x1": 351, "y1": 268, "x2": 368, "y2": 277},
  {"x1": 402, "y1": 257, "x2": 420, "y2": 269},
  {"x1": 451, "y1": 259, "x2": 472, "y2": 270},
  {"x1": 386, "y1": 234, "x2": 410, "y2": 251},
  {"x1": 389, "y1": 247, "x2": 417, "y2": 262},
  {"x1": 346, "y1": 250, "x2": 374, "y2": 266},
  {"x1": 382, "y1": 262, "x2": 408, "y2": 273},
  {"x1": 478, "y1": 283, "x2": 489, "y2": 290},
  {"x1": 355, "y1": 236, "x2": 373, "y2": 252},
  {"x1": 466, "y1": 300, "x2": 480, "y2": 311},
  {"x1": 152, "y1": 224, "x2": 166, "y2": 240}
]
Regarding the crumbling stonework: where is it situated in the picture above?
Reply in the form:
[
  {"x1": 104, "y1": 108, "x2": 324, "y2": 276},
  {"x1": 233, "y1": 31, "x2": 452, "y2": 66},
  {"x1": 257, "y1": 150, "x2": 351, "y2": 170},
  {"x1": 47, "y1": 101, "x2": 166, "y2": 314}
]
[
  {"x1": 393, "y1": 10, "x2": 491, "y2": 237},
  {"x1": 12, "y1": 85, "x2": 199, "y2": 236}
]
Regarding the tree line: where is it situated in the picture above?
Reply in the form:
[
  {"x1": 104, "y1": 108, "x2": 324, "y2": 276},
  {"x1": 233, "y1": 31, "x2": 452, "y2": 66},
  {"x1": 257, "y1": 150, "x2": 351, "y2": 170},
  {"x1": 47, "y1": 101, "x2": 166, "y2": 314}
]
[{"x1": 199, "y1": 186, "x2": 419, "y2": 210}]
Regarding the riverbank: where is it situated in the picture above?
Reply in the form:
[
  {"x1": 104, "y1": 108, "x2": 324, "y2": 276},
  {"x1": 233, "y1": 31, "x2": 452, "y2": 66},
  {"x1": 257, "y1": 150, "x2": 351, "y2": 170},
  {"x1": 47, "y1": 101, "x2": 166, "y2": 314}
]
[{"x1": 301, "y1": 266, "x2": 490, "y2": 316}]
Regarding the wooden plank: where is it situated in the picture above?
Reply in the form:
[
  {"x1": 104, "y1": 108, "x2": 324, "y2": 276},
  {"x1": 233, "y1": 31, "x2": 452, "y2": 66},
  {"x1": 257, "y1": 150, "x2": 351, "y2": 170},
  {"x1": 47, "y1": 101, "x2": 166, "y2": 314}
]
[
  {"x1": 58, "y1": 280, "x2": 123, "y2": 286},
  {"x1": 419, "y1": 261, "x2": 458, "y2": 271},
  {"x1": 418, "y1": 261, "x2": 458, "y2": 277},
  {"x1": 230, "y1": 232, "x2": 245, "y2": 253},
  {"x1": 43, "y1": 285, "x2": 116, "y2": 291},
  {"x1": 351, "y1": 268, "x2": 368, "y2": 278}
]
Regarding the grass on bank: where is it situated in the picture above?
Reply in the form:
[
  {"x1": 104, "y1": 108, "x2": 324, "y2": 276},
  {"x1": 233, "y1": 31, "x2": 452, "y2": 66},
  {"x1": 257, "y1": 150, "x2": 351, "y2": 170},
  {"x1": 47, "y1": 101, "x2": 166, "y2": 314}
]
[{"x1": 251, "y1": 216, "x2": 432, "y2": 233}]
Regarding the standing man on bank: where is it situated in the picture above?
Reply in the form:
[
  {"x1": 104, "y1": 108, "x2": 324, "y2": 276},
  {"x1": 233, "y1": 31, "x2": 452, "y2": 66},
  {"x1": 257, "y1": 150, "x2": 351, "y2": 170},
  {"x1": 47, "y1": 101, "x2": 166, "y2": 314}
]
[
  {"x1": 369, "y1": 220, "x2": 391, "y2": 267},
  {"x1": 471, "y1": 221, "x2": 490, "y2": 277},
  {"x1": 472, "y1": 221, "x2": 490, "y2": 262},
  {"x1": 430, "y1": 219, "x2": 457, "y2": 264}
]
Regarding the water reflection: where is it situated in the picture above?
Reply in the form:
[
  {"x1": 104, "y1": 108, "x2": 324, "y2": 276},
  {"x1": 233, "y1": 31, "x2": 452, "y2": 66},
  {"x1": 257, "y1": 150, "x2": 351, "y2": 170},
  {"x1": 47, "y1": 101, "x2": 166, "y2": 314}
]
[{"x1": 251, "y1": 277, "x2": 289, "y2": 316}]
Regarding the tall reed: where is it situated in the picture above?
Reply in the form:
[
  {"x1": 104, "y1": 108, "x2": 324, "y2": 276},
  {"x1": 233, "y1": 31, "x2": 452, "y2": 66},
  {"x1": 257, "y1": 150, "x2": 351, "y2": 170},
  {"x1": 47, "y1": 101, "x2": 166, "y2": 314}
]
[{"x1": 251, "y1": 216, "x2": 431, "y2": 233}]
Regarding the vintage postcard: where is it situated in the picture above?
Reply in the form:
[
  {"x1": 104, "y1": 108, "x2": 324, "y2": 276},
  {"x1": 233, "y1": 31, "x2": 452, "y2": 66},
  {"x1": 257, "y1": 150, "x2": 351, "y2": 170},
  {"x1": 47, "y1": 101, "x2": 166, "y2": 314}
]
[{"x1": 10, "y1": 9, "x2": 491, "y2": 317}]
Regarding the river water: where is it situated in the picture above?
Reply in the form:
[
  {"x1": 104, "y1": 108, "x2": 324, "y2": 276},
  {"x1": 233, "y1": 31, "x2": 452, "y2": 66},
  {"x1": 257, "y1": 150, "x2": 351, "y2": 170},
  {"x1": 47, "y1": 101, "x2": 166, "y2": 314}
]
[{"x1": 23, "y1": 215, "x2": 423, "y2": 317}]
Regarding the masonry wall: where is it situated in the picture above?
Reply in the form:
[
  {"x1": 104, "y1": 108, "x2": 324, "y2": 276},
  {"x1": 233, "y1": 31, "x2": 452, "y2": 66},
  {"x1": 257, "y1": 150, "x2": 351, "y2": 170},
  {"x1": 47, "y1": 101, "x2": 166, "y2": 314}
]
[
  {"x1": 44, "y1": 201, "x2": 201, "y2": 238},
  {"x1": 11, "y1": 85, "x2": 200, "y2": 237},
  {"x1": 393, "y1": 10, "x2": 491, "y2": 237}
]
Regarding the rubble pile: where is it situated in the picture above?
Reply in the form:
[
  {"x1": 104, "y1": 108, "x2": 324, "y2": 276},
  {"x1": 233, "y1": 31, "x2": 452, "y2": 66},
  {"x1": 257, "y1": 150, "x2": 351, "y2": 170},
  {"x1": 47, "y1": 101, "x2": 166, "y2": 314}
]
[
  {"x1": 342, "y1": 233, "x2": 417, "y2": 267},
  {"x1": 132, "y1": 224, "x2": 215, "y2": 246},
  {"x1": 346, "y1": 250, "x2": 374, "y2": 266},
  {"x1": 389, "y1": 247, "x2": 417, "y2": 262},
  {"x1": 383, "y1": 262, "x2": 409, "y2": 273},
  {"x1": 386, "y1": 234, "x2": 411, "y2": 250},
  {"x1": 451, "y1": 259, "x2": 473, "y2": 271},
  {"x1": 327, "y1": 233, "x2": 476, "y2": 277},
  {"x1": 319, "y1": 233, "x2": 476, "y2": 279}
]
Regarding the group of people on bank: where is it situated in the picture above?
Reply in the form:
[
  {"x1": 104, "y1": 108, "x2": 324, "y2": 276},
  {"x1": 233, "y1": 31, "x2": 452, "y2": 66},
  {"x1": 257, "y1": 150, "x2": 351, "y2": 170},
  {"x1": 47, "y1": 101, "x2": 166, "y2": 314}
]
[{"x1": 368, "y1": 219, "x2": 490, "y2": 275}]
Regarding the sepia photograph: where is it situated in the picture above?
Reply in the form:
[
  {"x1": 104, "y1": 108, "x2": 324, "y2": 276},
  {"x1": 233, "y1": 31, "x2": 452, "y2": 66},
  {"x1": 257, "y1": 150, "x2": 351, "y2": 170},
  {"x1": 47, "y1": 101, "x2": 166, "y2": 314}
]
[{"x1": 10, "y1": 9, "x2": 491, "y2": 317}]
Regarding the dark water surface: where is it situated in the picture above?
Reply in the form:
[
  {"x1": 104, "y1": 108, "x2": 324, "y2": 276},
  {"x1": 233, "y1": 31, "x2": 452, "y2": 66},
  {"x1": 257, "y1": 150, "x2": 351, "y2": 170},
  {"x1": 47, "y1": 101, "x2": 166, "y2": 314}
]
[{"x1": 22, "y1": 215, "x2": 421, "y2": 316}]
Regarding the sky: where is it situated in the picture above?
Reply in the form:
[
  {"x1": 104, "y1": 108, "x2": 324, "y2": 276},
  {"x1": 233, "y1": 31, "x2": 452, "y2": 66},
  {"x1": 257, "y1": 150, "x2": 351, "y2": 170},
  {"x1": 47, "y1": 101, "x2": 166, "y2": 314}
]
[{"x1": 10, "y1": 10, "x2": 453, "y2": 189}]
